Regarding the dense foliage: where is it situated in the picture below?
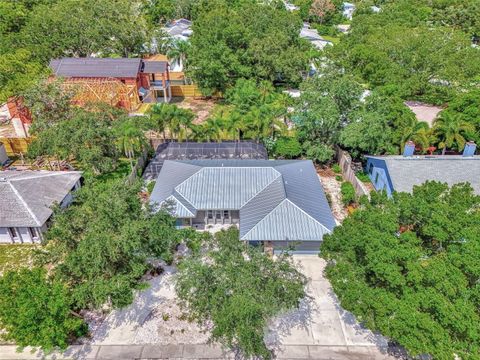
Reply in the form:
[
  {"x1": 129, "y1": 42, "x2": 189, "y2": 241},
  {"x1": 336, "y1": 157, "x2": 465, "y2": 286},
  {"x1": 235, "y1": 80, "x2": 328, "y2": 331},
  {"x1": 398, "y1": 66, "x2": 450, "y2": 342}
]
[
  {"x1": 176, "y1": 227, "x2": 306, "y2": 359},
  {"x1": 0, "y1": 268, "x2": 87, "y2": 351},
  {"x1": 0, "y1": 0, "x2": 150, "y2": 102},
  {"x1": 37, "y1": 180, "x2": 181, "y2": 309},
  {"x1": 328, "y1": 0, "x2": 480, "y2": 104},
  {"x1": 321, "y1": 182, "x2": 480, "y2": 359},
  {"x1": 187, "y1": 0, "x2": 310, "y2": 95}
]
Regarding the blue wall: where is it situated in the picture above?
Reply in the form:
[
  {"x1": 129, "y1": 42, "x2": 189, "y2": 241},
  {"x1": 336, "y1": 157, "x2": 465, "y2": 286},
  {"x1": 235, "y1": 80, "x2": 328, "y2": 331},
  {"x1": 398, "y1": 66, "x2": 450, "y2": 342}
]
[{"x1": 365, "y1": 158, "x2": 395, "y2": 196}]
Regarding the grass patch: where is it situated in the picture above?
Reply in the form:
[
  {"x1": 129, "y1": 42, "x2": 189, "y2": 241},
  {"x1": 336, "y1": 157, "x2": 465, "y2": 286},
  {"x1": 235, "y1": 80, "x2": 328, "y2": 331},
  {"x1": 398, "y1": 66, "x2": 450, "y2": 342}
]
[
  {"x1": 322, "y1": 35, "x2": 341, "y2": 44},
  {"x1": 93, "y1": 158, "x2": 132, "y2": 183},
  {"x1": 0, "y1": 245, "x2": 37, "y2": 275}
]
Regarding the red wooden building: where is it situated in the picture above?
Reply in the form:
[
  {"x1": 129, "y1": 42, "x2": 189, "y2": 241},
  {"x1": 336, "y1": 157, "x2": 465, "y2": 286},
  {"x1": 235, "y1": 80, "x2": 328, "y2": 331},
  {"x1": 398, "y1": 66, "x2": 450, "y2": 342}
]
[{"x1": 49, "y1": 57, "x2": 172, "y2": 111}]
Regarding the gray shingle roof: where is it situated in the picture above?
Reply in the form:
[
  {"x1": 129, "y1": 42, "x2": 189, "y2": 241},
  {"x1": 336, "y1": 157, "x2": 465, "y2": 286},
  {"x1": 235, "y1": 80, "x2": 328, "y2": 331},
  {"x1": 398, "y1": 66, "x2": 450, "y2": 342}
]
[
  {"x1": 0, "y1": 171, "x2": 81, "y2": 227},
  {"x1": 49, "y1": 58, "x2": 142, "y2": 78},
  {"x1": 367, "y1": 155, "x2": 480, "y2": 194},
  {"x1": 150, "y1": 160, "x2": 335, "y2": 242}
]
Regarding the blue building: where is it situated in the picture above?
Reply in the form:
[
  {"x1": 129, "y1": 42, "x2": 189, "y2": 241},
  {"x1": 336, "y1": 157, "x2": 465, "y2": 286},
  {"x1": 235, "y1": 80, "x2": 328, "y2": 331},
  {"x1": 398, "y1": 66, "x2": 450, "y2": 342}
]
[{"x1": 365, "y1": 141, "x2": 480, "y2": 196}]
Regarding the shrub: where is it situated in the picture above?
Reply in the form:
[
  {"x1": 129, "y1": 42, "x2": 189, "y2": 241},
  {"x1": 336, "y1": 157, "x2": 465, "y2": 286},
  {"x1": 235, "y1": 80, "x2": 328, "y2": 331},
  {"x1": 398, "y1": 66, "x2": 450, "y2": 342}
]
[
  {"x1": 274, "y1": 137, "x2": 302, "y2": 159},
  {"x1": 147, "y1": 181, "x2": 156, "y2": 194},
  {"x1": 335, "y1": 175, "x2": 343, "y2": 182},
  {"x1": 340, "y1": 181, "x2": 356, "y2": 205},
  {"x1": 355, "y1": 171, "x2": 370, "y2": 183},
  {"x1": 332, "y1": 163, "x2": 341, "y2": 173}
]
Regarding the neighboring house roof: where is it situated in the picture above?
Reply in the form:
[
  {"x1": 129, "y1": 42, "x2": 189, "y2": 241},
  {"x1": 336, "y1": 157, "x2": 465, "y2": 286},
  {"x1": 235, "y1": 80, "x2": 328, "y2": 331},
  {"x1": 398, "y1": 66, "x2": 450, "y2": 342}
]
[
  {"x1": 150, "y1": 160, "x2": 335, "y2": 241},
  {"x1": 0, "y1": 171, "x2": 81, "y2": 227},
  {"x1": 49, "y1": 58, "x2": 142, "y2": 78},
  {"x1": 366, "y1": 155, "x2": 480, "y2": 194},
  {"x1": 164, "y1": 19, "x2": 193, "y2": 40},
  {"x1": 143, "y1": 60, "x2": 168, "y2": 74},
  {"x1": 300, "y1": 25, "x2": 332, "y2": 50}
]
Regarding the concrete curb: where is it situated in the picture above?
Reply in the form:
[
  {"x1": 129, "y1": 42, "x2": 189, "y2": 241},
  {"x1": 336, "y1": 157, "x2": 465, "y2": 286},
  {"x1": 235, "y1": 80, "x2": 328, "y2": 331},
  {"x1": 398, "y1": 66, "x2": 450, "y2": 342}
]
[{"x1": 0, "y1": 344, "x2": 394, "y2": 360}]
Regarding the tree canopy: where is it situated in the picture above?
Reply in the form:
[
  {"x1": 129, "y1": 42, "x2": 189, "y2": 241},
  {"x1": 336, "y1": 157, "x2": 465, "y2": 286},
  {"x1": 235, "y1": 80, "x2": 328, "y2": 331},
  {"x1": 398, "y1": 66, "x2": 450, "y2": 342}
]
[
  {"x1": 327, "y1": 0, "x2": 480, "y2": 104},
  {"x1": 0, "y1": 268, "x2": 87, "y2": 352},
  {"x1": 0, "y1": 0, "x2": 151, "y2": 102},
  {"x1": 321, "y1": 181, "x2": 480, "y2": 359},
  {"x1": 187, "y1": 0, "x2": 310, "y2": 95},
  {"x1": 176, "y1": 227, "x2": 306, "y2": 359}
]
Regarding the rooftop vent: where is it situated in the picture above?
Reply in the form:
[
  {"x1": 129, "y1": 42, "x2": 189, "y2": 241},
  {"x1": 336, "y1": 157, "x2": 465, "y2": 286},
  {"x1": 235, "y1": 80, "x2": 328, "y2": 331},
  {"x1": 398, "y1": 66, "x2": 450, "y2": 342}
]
[
  {"x1": 403, "y1": 141, "x2": 415, "y2": 157},
  {"x1": 463, "y1": 141, "x2": 476, "y2": 157}
]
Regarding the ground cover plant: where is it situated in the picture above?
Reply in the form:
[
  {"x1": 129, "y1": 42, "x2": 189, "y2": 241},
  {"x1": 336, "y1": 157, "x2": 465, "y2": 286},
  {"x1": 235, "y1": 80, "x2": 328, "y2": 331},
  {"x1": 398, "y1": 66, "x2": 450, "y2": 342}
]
[{"x1": 321, "y1": 181, "x2": 480, "y2": 359}]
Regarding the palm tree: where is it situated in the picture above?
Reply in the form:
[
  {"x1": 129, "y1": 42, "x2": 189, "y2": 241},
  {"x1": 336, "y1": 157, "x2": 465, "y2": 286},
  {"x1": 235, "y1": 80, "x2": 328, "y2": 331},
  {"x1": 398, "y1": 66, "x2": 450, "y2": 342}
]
[
  {"x1": 433, "y1": 112, "x2": 475, "y2": 155},
  {"x1": 167, "y1": 39, "x2": 190, "y2": 71},
  {"x1": 148, "y1": 103, "x2": 176, "y2": 140},
  {"x1": 397, "y1": 119, "x2": 430, "y2": 152},
  {"x1": 114, "y1": 120, "x2": 145, "y2": 169}
]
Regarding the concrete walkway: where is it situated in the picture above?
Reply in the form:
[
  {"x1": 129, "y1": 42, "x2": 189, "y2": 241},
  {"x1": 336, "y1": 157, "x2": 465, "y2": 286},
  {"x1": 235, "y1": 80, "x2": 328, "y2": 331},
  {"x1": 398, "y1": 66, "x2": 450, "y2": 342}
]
[{"x1": 0, "y1": 344, "x2": 394, "y2": 359}]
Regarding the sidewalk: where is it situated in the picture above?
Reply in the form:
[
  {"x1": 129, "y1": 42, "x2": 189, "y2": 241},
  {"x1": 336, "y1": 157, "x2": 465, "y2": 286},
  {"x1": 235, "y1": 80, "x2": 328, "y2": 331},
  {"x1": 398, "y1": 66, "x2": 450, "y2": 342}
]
[{"x1": 0, "y1": 344, "x2": 393, "y2": 359}]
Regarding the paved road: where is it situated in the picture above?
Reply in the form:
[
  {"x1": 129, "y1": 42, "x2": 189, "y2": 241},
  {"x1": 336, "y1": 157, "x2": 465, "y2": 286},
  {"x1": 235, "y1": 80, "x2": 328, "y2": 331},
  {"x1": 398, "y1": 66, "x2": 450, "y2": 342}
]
[{"x1": 0, "y1": 344, "x2": 393, "y2": 359}]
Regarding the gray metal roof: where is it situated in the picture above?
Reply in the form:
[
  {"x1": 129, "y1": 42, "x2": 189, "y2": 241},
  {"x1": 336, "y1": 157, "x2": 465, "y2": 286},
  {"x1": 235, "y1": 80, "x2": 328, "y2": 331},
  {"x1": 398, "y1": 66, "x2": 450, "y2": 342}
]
[
  {"x1": 366, "y1": 155, "x2": 480, "y2": 194},
  {"x1": 49, "y1": 58, "x2": 142, "y2": 78},
  {"x1": 143, "y1": 61, "x2": 168, "y2": 74},
  {"x1": 150, "y1": 160, "x2": 335, "y2": 241},
  {"x1": 0, "y1": 171, "x2": 82, "y2": 227}
]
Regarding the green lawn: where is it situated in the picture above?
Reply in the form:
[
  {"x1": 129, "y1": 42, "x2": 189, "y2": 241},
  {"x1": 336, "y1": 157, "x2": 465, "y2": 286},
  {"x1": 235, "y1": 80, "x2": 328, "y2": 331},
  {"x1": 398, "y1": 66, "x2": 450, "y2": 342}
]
[
  {"x1": 322, "y1": 35, "x2": 341, "y2": 44},
  {"x1": 93, "y1": 158, "x2": 133, "y2": 183},
  {"x1": 0, "y1": 245, "x2": 37, "y2": 275}
]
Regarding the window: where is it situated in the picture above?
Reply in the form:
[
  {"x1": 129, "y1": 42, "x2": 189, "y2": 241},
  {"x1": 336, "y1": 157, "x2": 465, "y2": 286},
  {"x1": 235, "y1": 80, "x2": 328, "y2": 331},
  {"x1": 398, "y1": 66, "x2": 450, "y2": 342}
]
[
  {"x1": 216, "y1": 211, "x2": 221, "y2": 220},
  {"x1": 368, "y1": 163, "x2": 374, "y2": 175},
  {"x1": 207, "y1": 210, "x2": 213, "y2": 219},
  {"x1": 8, "y1": 227, "x2": 18, "y2": 239},
  {"x1": 375, "y1": 173, "x2": 379, "y2": 184},
  {"x1": 223, "y1": 210, "x2": 229, "y2": 219},
  {"x1": 28, "y1": 228, "x2": 38, "y2": 239}
]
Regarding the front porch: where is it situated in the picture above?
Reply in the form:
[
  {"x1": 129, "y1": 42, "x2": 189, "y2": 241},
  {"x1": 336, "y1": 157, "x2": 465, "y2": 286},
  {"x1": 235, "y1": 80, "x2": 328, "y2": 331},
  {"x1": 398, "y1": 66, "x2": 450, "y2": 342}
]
[{"x1": 176, "y1": 210, "x2": 240, "y2": 230}]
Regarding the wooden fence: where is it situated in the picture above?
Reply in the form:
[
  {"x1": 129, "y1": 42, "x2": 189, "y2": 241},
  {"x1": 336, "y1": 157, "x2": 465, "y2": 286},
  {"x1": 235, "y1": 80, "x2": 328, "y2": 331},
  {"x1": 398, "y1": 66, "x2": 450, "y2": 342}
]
[
  {"x1": 125, "y1": 150, "x2": 148, "y2": 185},
  {"x1": 171, "y1": 85, "x2": 204, "y2": 98},
  {"x1": 335, "y1": 146, "x2": 370, "y2": 197},
  {"x1": 0, "y1": 137, "x2": 32, "y2": 156}
]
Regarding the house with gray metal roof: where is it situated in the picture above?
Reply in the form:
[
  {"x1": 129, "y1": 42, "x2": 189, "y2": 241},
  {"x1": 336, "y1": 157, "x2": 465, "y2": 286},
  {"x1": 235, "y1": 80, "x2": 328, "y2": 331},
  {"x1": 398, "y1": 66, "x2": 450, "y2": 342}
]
[
  {"x1": 150, "y1": 159, "x2": 336, "y2": 253},
  {"x1": 366, "y1": 142, "x2": 480, "y2": 196},
  {"x1": 0, "y1": 171, "x2": 81, "y2": 243}
]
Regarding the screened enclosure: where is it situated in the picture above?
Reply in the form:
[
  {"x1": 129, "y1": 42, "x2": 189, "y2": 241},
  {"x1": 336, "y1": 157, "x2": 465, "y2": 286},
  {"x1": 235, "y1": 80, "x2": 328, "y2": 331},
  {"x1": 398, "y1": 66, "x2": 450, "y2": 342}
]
[{"x1": 143, "y1": 141, "x2": 268, "y2": 180}]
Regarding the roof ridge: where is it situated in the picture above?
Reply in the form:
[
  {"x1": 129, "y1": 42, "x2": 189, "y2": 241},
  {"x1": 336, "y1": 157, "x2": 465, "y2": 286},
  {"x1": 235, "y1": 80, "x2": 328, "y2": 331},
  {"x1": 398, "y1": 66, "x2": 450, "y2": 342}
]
[
  {"x1": 6, "y1": 171, "x2": 81, "y2": 182},
  {"x1": 240, "y1": 172, "x2": 284, "y2": 210},
  {"x1": 7, "y1": 182, "x2": 41, "y2": 226},
  {"x1": 284, "y1": 199, "x2": 332, "y2": 234},
  {"x1": 240, "y1": 198, "x2": 289, "y2": 240}
]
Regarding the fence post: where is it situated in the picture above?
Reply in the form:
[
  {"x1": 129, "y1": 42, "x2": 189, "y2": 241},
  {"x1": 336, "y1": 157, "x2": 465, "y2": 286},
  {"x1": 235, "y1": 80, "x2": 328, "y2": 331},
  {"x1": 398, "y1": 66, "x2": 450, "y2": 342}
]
[{"x1": 335, "y1": 145, "x2": 369, "y2": 197}]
